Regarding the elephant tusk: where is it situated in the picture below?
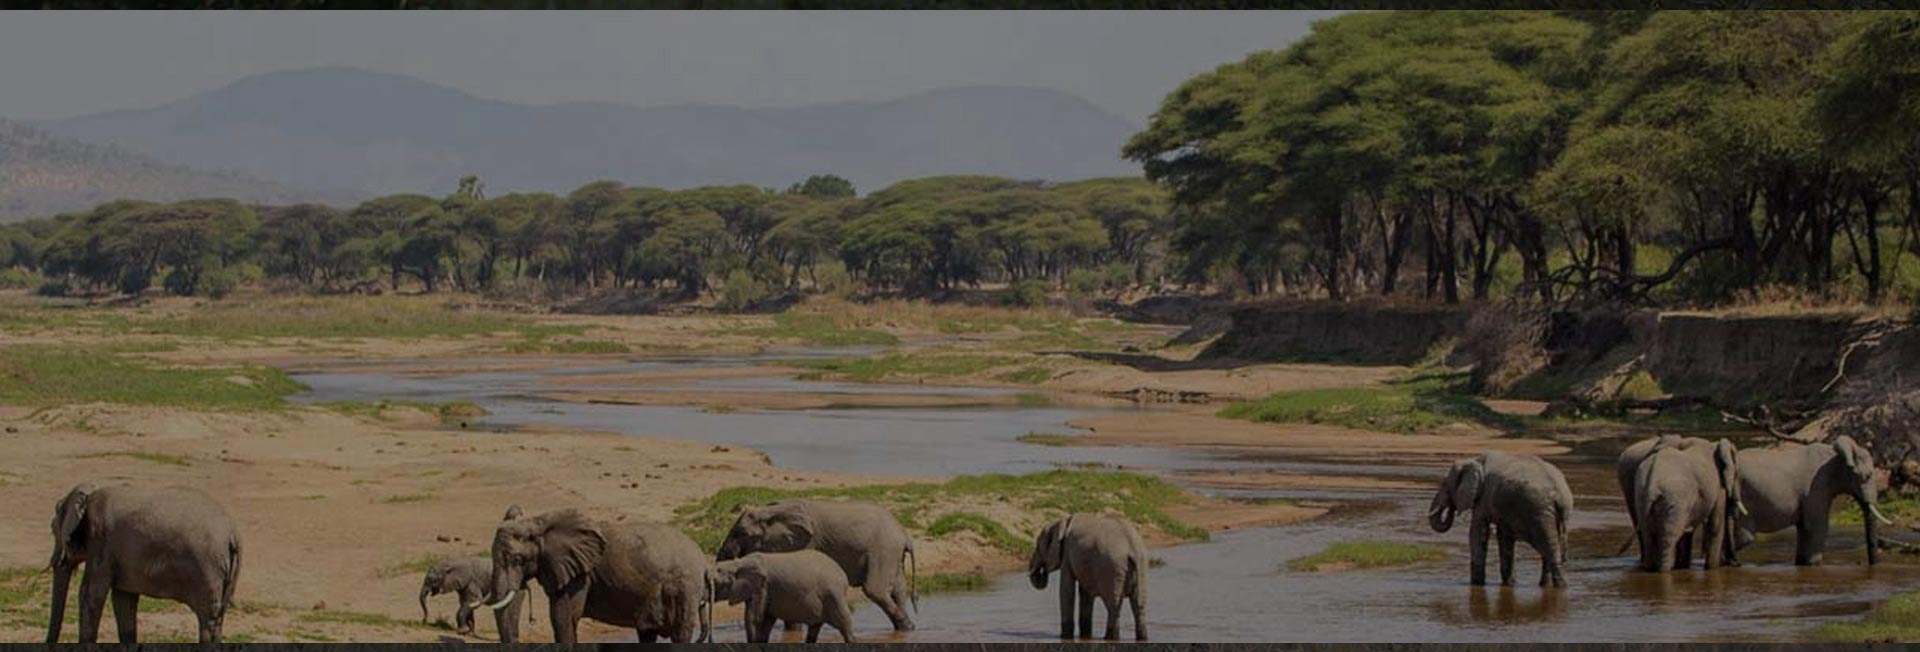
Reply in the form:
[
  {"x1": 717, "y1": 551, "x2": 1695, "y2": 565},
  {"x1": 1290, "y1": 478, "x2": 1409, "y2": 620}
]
[
  {"x1": 465, "y1": 595, "x2": 488, "y2": 610},
  {"x1": 482, "y1": 590, "x2": 517, "y2": 610},
  {"x1": 1736, "y1": 501, "x2": 1749, "y2": 517},
  {"x1": 1871, "y1": 504, "x2": 1894, "y2": 526}
]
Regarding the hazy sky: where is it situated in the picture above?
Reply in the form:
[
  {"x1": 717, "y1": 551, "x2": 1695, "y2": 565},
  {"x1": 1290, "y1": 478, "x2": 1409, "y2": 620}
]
[{"x1": 0, "y1": 11, "x2": 1345, "y2": 123}]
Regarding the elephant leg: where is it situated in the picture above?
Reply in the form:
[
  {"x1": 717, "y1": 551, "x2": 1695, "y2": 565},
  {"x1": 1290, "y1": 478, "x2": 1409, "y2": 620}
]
[
  {"x1": 547, "y1": 590, "x2": 586, "y2": 644},
  {"x1": 494, "y1": 592, "x2": 522, "y2": 643},
  {"x1": 1674, "y1": 530, "x2": 1693, "y2": 570},
  {"x1": 110, "y1": 589, "x2": 138, "y2": 644},
  {"x1": 1798, "y1": 516, "x2": 1830, "y2": 566},
  {"x1": 77, "y1": 564, "x2": 110, "y2": 644},
  {"x1": 1129, "y1": 576, "x2": 1147, "y2": 641},
  {"x1": 1497, "y1": 527, "x2": 1516, "y2": 586},
  {"x1": 1057, "y1": 566, "x2": 1076, "y2": 639},
  {"x1": 1702, "y1": 505, "x2": 1727, "y2": 570},
  {"x1": 1076, "y1": 584, "x2": 1095, "y2": 639},
  {"x1": 1468, "y1": 512, "x2": 1490, "y2": 586},
  {"x1": 1101, "y1": 592, "x2": 1122, "y2": 641},
  {"x1": 454, "y1": 602, "x2": 474, "y2": 635},
  {"x1": 806, "y1": 623, "x2": 821, "y2": 643},
  {"x1": 1536, "y1": 534, "x2": 1565, "y2": 588},
  {"x1": 863, "y1": 560, "x2": 914, "y2": 631},
  {"x1": 830, "y1": 600, "x2": 857, "y2": 643}
]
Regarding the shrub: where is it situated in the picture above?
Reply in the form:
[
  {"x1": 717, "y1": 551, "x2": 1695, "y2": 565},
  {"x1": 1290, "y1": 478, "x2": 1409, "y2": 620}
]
[
  {"x1": 719, "y1": 269, "x2": 771, "y2": 313},
  {"x1": 1008, "y1": 279, "x2": 1050, "y2": 307},
  {"x1": 34, "y1": 279, "x2": 69, "y2": 297}
]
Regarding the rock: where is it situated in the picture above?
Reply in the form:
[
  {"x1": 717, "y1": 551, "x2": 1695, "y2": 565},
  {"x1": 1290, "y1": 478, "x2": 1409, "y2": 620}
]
[{"x1": 436, "y1": 535, "x2": 452, "y2": 543}]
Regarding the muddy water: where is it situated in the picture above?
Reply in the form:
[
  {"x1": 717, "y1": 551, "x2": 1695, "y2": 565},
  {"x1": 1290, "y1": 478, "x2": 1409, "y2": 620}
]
[{"x1": 290, "y1": 353, "x2": 1916, "y2": 642}]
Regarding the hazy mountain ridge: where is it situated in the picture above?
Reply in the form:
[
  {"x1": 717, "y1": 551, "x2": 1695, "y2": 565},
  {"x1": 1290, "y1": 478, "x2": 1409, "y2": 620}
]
[
  {"x1": 0, "y1": 120, "x2": 360, "y2": 221},
  {"x1": 40, "y1": 66, "x2": 1144, "y2": 197}
]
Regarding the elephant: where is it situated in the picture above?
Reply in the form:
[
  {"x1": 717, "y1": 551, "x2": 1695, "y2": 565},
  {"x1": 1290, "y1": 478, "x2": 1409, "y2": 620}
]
[
  {"x1": 1633, "y1": 438, "x2": 1742, "y2": 572},
  {"x1": 46, "y1": 482, "x2": 242, "y2": 644},
  {"x1": 1616, "y1": 435, "x2": 1739, "y2": 565},
  {"x1": 1428, "y1": 452, "x2": 1572, "y2": 587},
  {"x1": 418, "y1": 557, "x2": 495, "y2": 635},
  {"x1": 717, "y1": 498, "x2": 918, "y2": 631},
  {"x1": 709, "y1": 550, "x2": 856, "y2": 643},
  {"x1": 1736, "y1": 434, "x2": 1891, "y2": 565},
  {"x1": 1027, "y1": 513, "x2": 1148, "y2": 641},
  {"x1": 482, "y1": 509, "x2": 713, "y2": 644}
]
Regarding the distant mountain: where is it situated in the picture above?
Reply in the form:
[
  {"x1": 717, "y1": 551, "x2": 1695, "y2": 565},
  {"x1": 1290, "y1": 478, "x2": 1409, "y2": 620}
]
[
  {"x1": 38, "y1": 67, "x2": 1143, "y2": 197},
  {"x1": 0, "y1": 120, "x2": 359, "y2": 222}
]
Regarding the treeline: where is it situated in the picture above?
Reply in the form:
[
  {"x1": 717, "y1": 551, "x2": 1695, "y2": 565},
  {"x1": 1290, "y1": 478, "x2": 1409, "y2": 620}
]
[
  {"x1": 1126, "y1": 10, "x2": 1920, "y2": 305},
  {"x1": 0, "y1": 174, "x2": 1172, "y2": 303}
]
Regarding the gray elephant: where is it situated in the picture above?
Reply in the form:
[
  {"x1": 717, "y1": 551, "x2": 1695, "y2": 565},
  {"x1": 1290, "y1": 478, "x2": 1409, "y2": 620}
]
[
  {"x1": 482, "y1": 509, "x2": 713, "y2": 643},
  {"x1": 1027, "y1": 513, "x2": 1148, "y2": 640},
  {"x1": 1633, "y1": 438, "x2": 1742, "y2": 572},
  {"x1": 46, "y1": 482, "x2": 242, "y2": 644},
  {"x1": 1736, "y1": 435, "x2": 1890, "y2": 565},
  {"x1": 1428, "y1": 452, "x2": 1571, "y2": 587},
  {"x1": 418, "y1": 557, "x2": 494, "y2": 635},
  {"x1": 717, "y1": 498, "x2": 918, "y2": 631},
  {"x1": 709, "y1": 550, "x2": 856, "y2": 643}
]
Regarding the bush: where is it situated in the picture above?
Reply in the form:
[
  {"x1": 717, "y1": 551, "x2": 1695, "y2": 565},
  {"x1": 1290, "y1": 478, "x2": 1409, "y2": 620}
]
[
  {"x1": 1007, "y1": 279, "x2": 1050, "y2": 307},
  {"x1": 1066, "y1": 268, "x2": 1102, "y2": 298},
  {"x1": 120, "y1": 268, "x2": 153, "y2": 295},
  {"x1": 719, "y1": 269, "x2": 772, "y2": 313},
  {"x1": 810, "y1": 261, "x2": 855, "y2": 299},
  {"x1": 34, "y1": 279, "x2": 69, "y2": 297},
  {"x1": 196, "y1": 267, "x2": 242, "y2": 299},
  {"x1": 0, "y1": 268, "x2": 42, "y2": 290}
]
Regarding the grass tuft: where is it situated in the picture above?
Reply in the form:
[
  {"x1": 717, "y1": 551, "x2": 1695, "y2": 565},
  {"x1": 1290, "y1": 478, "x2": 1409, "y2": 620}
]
[
  {"x1": 1016, "y1": 432, "x2": 1086, "y2": 447},
  {"x1": 1286, "y1": 541, "x2": 1449, "y2": 572},
  {"x1": 1219, "y1": 375, "x2": 1511, "y2": 434},
  {"x1": 78, "y1": 451, "x2": 191, "y2": 466},
  {"x1": 736, "y1": 313, "x2": 898, "y2": 346},
  {"x1": 1813, "y1": 591, "x2": 1920, "y2": 642},
  {"x1": 926, "y1": 512, "x2": 1028, "y2": 554},
  {"x1": 914, "y1": 571, "x2": 993, "y2": 593},
  {"x1": 786, "y1": 353, "x2": 1016, "y2": 382},
  {"x1": 0, "y1": 347, "x2": 302, "y2": 410}
]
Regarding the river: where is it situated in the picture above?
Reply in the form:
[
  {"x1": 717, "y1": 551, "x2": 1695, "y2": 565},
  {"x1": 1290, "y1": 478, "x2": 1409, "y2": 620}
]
[{"x1": 289, "y1": 350, "x2": 1915, "y2": 642}]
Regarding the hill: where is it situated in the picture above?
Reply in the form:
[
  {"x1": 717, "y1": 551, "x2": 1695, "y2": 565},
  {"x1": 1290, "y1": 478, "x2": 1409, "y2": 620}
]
[{"x1": 40, "y1": 66, "x2": 1144, "y2": 197}]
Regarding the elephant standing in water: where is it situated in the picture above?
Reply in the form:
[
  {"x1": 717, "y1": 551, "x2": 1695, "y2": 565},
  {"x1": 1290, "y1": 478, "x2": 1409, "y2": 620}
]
[
  {"x1": 1736, "y1": 435, "x2": 1891, "y2": 565},
  {"x1": 1028, "y1": 513, "x2": 1148, "y2": 641},
  {"x1": 717, "y1": 498, "x2": 918, "y2": 631},
  {"x1": 1633, "y1": 438, "x2": 1742, "y2": 572},
  {"x1": 709, "y1": 550, "x2": 856, "y2": 643},
  {"x1": 484, "y1": 509, "x2": 712, "y2": 643},
  {"x1": 46, "y1": 483, "x2": 242, "y2": 644},
  {"x1": 1428, "y1": 452, "x2": 1572, "y2": 587},
  {"x1": 1617, "y1": 436, "x2": 1740, "y2": 565}
]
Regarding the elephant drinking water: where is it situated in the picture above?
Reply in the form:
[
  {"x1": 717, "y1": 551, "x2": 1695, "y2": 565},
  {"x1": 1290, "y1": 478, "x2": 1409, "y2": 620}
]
[
  {"x1": 1428, "y1": 452, "x2": 1572, "y2": 587},
  {"x1": 1736, "y1": 435, "x2": 1890, "y2": 565}
]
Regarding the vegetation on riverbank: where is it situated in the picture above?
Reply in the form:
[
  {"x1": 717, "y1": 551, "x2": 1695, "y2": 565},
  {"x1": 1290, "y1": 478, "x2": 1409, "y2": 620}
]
[
  {"x1": 1813, "y1": 591, "x2": 1920, "y2": 642},
  {"x1": 1286, "y1": 541, "x2": 1449, "y2": 573},
  {"x1": 1220, "y1": 374, "x2": 1511, "y2": 434},
  {"x1": 0, "y1": 346, "x2": 301, "y2": 410},
  {"x1": 675, "y1": 470, "x2": 1206, "y2": 554},
  {"x1": 320, "y1": 399, "x2": 490, "y2": 425}
]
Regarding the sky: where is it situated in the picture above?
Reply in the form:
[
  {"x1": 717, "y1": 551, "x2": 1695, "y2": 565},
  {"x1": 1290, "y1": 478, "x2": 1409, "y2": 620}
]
[{"x1": 0, "y1": 11, "x2": 1346, "y2": 123}]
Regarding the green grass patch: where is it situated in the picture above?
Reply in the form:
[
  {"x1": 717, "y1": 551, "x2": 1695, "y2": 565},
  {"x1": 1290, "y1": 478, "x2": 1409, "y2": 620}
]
[
  {"x1": 786, "y1": 353, "x2": 1016, "y2": 382},
  {"x1": 78, "y1": 451, "x2": 192, "y2": 466},
  {"x1": 1812, "y1": 591, "x2": 1920, "y2": 641},
  {"x1": 1287, "y1": 541, "x2": 1449, "y2": 572},
  {"x1": 380, "y1": 493, "x2": 435, "y2": 504},
  {"x1": 926, "y1": 512, "x2": 1028, "y2": 554},
  {"x1": 501, "y1": 339, "x2": 631, "y2": 354},
  {"x1": 994, "y1": 367, "x2": 1053, "y2": 385},
  {"x1": 299, "y1": 609, "x2": 437, "y2": 630},
  {"x1": 676, "y1": 470, "x2": 1205, "y2": 553},
  {"x1": 914, "y1": 571, "x2": 993, "y2": 593},
  {"x1": 1219, "y1": 375, "x2": 1512, "y2": 434},
  {"x1": 320, "y1": 399, "x2": 489, "y2": 425},
  {"x1": 126, "y1": 296, "x2": 527, "y2": 340},
  {"x1": 1016, "y1": 432, "x2": 1086, "y2": 447},
  {"x1": 0, "y1": 346, "x2": 303, "y2": 410},
  {"x1": 738, "y1": 313, "x2": 899, "y2": 347}
]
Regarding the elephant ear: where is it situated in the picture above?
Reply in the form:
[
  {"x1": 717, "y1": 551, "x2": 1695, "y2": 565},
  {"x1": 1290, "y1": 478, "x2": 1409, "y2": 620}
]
[
  {"x1": 767, "y1": 503, "x2": 816, "y2": 551},
  {"x1": 730, "y1": 557, "x2": 767, "y2": 604},
  {"x1": 1835, "y1": 435, "x2": 1875, "y2": 477},
  {"x1": 538, "y1": 511, "x2": 606, "y2": 590},
  {"x1": 52, "y1": 484, "x2": 96, "y2": 563},
  {"x1": 1449, "y1": 458, "x2": 1486, "y2": 512},
  {"x1": 1713, "y1": 439, "x2": 1741, "y2": 505}
]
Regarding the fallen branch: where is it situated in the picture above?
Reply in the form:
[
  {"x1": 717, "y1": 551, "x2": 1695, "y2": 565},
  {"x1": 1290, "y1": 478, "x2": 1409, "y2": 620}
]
[{"x1": 1720, "y1": 406, "x2": 1824, "y2": 444}]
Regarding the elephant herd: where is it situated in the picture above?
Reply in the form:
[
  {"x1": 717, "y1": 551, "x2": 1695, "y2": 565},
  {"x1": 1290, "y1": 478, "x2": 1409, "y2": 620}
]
[
  {"x1": 36, "y1": 434, "x2": 1885, "y2": 644},
  {"x1": 39, "y1": 484, "x2": 1151, "y2": 645},
  {"x1": 1428, "y1": 435, "x2": 1889, "y2": 588}
]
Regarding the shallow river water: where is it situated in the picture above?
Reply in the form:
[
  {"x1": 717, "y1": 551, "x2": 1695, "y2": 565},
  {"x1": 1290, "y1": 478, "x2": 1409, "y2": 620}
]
[{"x1": 290, "y1": 351, "x2": 1917, "y2": 642}]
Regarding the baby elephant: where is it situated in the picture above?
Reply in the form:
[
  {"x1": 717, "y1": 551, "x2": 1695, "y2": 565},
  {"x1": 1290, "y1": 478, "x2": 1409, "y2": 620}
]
[
  {"x1": 419, "y1": 557, "x2": 492, "y2": 635},
  {"x1": 709, "y1": 550, "x2": 856, "y2": 643},
  {"x1": 1027, "y1": 513, "x2": 1148, "y2": 641},
  {"x1": 1429, "y1": 452, "x2": 1572, "y2": 587}
]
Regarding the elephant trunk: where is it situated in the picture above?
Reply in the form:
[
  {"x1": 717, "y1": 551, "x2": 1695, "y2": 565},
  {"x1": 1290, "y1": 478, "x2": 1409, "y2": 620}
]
[
  {"x1": 701, "y1": 572, "x2": 715, "y2": 643},
  {"x1": 1428, "y1": 491, "x2": 1455, "y2": 533},
  {"x1": 46, "y1": 561, "x2": 70, "y2": 644},
  {"x1": 418, "y1": 581, "x2": 432, "y2": 623}
]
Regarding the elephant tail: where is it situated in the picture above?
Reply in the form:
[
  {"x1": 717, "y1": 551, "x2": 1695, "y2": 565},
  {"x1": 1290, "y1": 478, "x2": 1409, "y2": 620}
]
[
  {"x1": 905, "y1": 542, "x2": 919, "y2": 614},
  {"x1": 220, "y1": 537, "x2": 241, "y2": 622}
]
